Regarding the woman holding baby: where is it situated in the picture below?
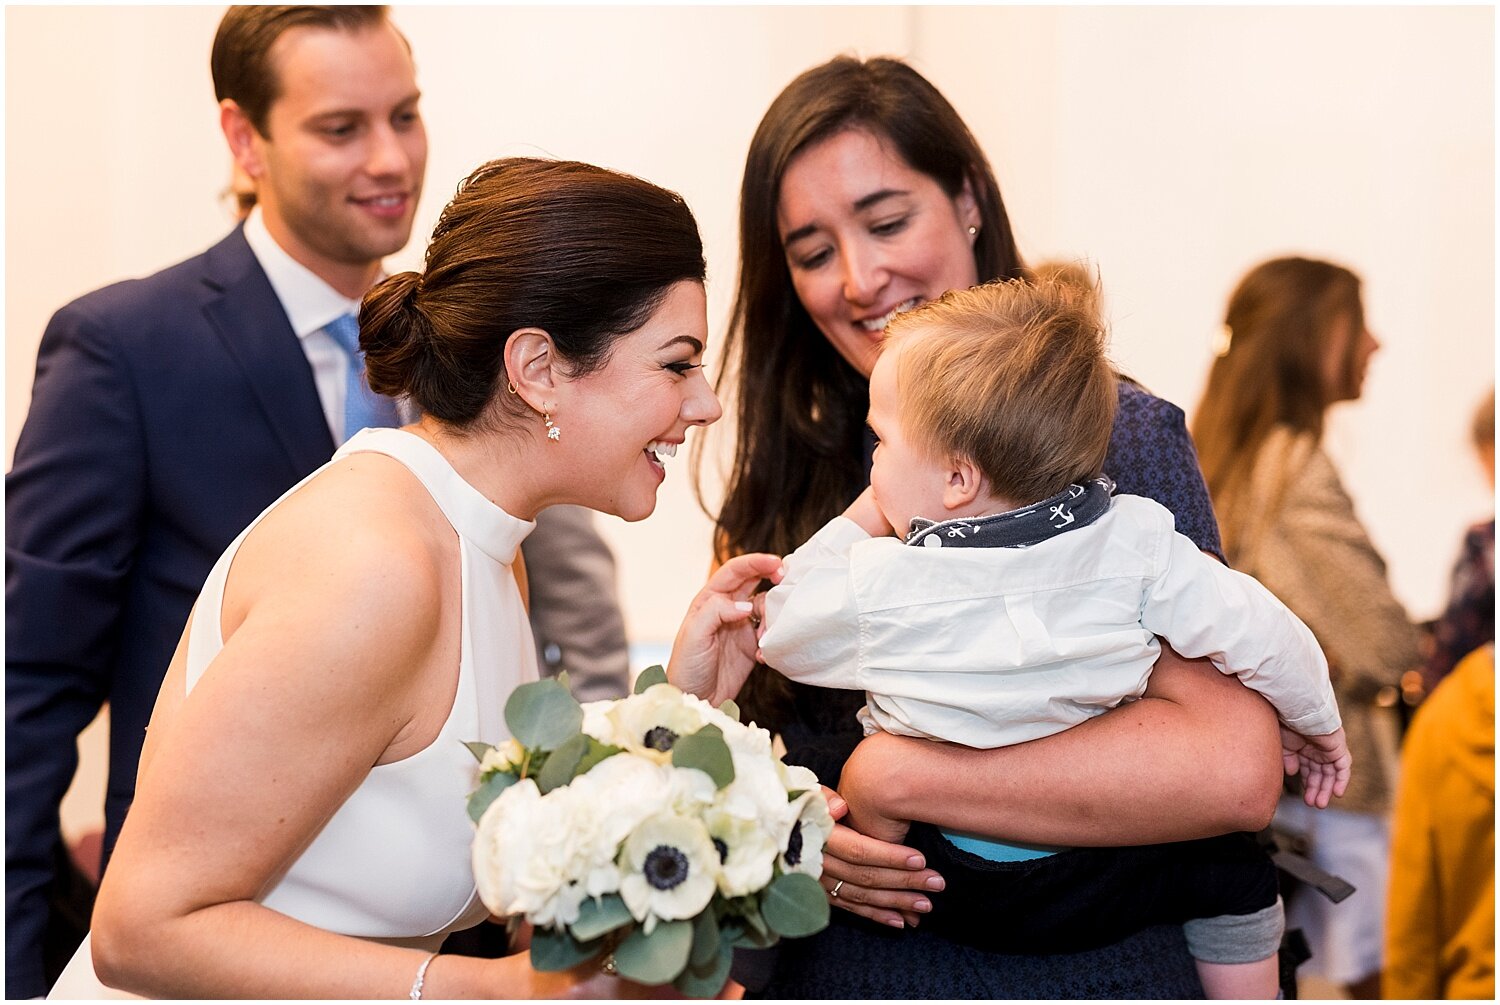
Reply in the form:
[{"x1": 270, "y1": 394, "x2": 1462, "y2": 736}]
[{"x1": 700, "y1": 56, "x2": 1290, "y2": 998}]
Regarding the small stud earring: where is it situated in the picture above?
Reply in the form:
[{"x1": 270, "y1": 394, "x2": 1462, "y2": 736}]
[
  {"x1": 544, "y1": 411, "x2": 561, "y2": 441},
  {"x1": 967, "y1": 225, "x2": 979, "y2": 237}
]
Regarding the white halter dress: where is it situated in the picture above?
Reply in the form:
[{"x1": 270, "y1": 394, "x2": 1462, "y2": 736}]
[{"x1": 49, "y1": 428, "x2": 539, "y2": 998}]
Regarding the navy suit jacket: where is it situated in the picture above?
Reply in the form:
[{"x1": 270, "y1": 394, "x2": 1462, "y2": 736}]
[{"x1": 5, "y1": 227, "x2": 334, "y2": 997}]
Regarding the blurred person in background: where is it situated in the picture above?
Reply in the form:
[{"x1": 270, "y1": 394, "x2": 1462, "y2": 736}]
[
  {"x1": 1384, "y1": 642, "x2": 1494, "y2": 1000},
  {"x1": 1193, "y1": 255, "x2": 1424, "y2": 999},
  {"x1": 1421, "y1": 387, "x2": 1494, "y2": 692}
]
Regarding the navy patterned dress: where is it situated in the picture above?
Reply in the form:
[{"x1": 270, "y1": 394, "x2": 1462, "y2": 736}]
[{"x1": 747, "y1": 381, "x2": 1227, "y2": 999}]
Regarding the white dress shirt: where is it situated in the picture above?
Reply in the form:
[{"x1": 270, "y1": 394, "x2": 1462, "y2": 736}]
[
  {"x1": 759, "y1": 493, "x2": 1341, "y2": 749},
  {"x1": 242, "y1": 208, "x2": 364, "y2": 441}
]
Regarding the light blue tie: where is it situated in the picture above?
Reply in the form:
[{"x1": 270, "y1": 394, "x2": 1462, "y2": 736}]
[{"x1": 324, "y1": 312, "x2": 400, "y2": 441}]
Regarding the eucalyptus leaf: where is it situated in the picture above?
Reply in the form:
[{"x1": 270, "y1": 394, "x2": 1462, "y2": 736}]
[
  {"x1": 504, "y1": 678, "x2": 583, "y2": 751},
  {"x1": 529, "y1": 926, "x2": 601, "y2": 972},
  {"x1": 466, "y1": 771, "x2": 518, "y2": 823},
  {"x1": 760, "y1": 872, "x2": 830, "y2": 938},
  {"x1": 463, "y1": 740, "x2": 493, "y2": 763},
  {"x1": 536, "y1": 732, "x2": 589, "y2": 794},
  {"x1": 674, "y1": 941, "x2": 734, "y2": 998},
  {"x1": 613, "y1": 918, "x2": 692, "y2": 985},
  {"x1": 742, "y1": 905, "x2": 769, "y2": 938},
  {"x1": 689, "y1": 910, "x2": 720, "y2": 968},
  {"x1": 719, "y1": 913, "x2": 773, "y2": 949},
  {"x1": 726, "y1": 912, "x2": 774, "y2": 954},
  {"x1": 575, "y1": 738, "x2": 623, "y2": 776},
  {"x1": 671, "y1": 724, "x2": 734, "y2": 789},
  {"x1": 633, "y1": 664, "x2": 668, "y2": 694},
  {"x1": 570, "y1": 894, "x2": 634, "y2": 943},
  {"x1": 717, "y1": 699, "x2": 740, "y2": 722},
  {"x1": 730, "y1": 925, "x2": 776, "y2": 950}
]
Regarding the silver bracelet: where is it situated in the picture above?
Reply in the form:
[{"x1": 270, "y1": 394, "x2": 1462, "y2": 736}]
[{"x1": 409, "y1": 951, "x2": 439, "y2": 1000}]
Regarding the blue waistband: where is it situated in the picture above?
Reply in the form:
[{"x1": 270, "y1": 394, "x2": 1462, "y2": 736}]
[{"x1": 940, "y1": 828, "x2": 1066, "y2": 862}]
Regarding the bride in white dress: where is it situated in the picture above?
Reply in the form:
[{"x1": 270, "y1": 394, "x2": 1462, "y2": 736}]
[{"x1": 52, "y1": 157, "x2": 778, "y2": 999}]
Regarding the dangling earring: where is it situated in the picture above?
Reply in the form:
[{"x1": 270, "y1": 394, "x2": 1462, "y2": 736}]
[{"x1": 544, "y1": 411, "x2": 561, "y2": 441}]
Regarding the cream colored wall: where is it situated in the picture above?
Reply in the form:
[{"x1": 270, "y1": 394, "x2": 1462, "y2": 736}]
[
  {"x1": 914, "y1": 4, "x2": 1495, "y2": 620},
  {"x1": 7, "y1": 6, "x2": 1493, "y2": 842}
]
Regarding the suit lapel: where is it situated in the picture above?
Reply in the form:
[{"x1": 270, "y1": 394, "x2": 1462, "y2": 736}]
[{"x1": 198, "y1": 228, "x2": 336, "y2": 476}]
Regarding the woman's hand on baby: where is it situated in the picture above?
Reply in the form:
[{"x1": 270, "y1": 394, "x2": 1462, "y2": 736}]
[
  {"x1": 818, "y1": 785, "x2": 944, "y2": 930},
  {"x1": 668, "y1": 552, "x2": 783, "y2": 704},
  {"x1": 1281, "y1": 725, "x2": 1352, "y2": 808}
]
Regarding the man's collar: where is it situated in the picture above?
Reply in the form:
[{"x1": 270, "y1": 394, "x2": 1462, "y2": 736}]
[{"x1": 242, "y1": 206, "x2": 367, "y2": 339}]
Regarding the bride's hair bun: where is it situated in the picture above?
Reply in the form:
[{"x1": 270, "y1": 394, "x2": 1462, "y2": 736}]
[
  {"x1": 359, "y1": 271, "x2": 431, "y2": 402},
  {"x1": 352, "y1": 156, "x2": 706, "y2": 430}
]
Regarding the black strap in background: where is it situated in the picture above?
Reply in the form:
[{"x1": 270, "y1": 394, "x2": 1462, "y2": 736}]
[{"x1": 1271, "y1": 847, "x2": 1357, "y2": 903}]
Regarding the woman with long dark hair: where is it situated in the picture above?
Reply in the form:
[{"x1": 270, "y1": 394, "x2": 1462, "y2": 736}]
[{"x1": 703, "y1": 56, "x2": 1283, "y2": 997}]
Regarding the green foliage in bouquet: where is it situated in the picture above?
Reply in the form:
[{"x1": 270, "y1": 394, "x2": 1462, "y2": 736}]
[{"x1": 465, "y1": 667, "x2": 832, "y2": 996}]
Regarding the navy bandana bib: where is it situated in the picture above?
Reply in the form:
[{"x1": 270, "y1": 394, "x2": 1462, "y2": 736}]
[{"x1": 904, "y1": 475, "x2": 1115, "y2": 549}]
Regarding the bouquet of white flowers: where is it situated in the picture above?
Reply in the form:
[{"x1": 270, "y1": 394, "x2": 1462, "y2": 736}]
[{"x1": 467, "y1": 667, "x2": 832, "y2": 996}]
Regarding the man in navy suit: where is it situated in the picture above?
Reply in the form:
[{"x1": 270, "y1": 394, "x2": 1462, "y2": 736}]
[{"x1": 3, "y1": 8, "x2": 429, "y2": 996}]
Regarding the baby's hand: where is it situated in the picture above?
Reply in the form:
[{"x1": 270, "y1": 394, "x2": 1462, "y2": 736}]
[
  {"x1": 843, "y1": 486, "x2": 894, "y2": 538},
  {"x1": 1281, "y1": 725, "x2": 1352, "y2": 808}
]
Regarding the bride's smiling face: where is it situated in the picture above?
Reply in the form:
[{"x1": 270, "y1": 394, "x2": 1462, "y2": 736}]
[{"x1": 561, "y1": 280, "x2": 720, "y2": 521}]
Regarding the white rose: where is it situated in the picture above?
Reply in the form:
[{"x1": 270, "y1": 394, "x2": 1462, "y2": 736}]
[
  {"x1": 472, "y1": 778, "x2": 611, "y2": 929},
  {"x1": 619, "y1": 811, "x2": 719, "y2": 933},
  {"x1": 473, "y1": 780, "x2": 574, "y2": 922}
]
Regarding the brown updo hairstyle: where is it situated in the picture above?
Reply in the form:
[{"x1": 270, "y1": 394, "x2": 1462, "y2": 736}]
[{"x1": 360, "y1": 157, "x2": 705, "y2": 428}]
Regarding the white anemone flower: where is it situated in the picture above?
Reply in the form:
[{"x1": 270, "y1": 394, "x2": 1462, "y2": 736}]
[
  {"x1": 578, "y1": 699, "x2": 621, "y2": 746},
  {"x1": 777, "y1": 789, "x2": 835, "y2": 878},
  {"x1": 703, "y1": 804, "x2": 779, "y2": 897},
  {"x1": 619, "y1": 812, "x2": 719, "y2": 933},
  {"x1": 607, "y1": 684, "x2": 707, "y2": 763},
  {"x1": 777, "y1": 761, "x2": 820, "y2": 795},
  {"x1": 678, "y1": 690, "x2": 760, "y2": 741}
]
